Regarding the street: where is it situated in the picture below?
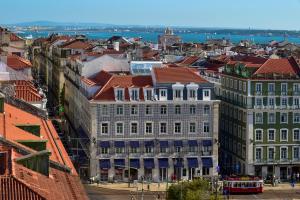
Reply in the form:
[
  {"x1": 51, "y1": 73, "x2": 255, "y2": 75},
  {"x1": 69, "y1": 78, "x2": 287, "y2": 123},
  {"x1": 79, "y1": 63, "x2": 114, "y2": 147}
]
[{"x1": 85, "y1": 184, "x2": 300, "y2": 200}]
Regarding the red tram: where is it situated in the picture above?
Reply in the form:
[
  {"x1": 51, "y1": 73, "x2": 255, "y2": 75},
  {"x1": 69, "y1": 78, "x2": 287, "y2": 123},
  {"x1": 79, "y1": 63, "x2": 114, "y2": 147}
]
[{"x1": 223, "y1": 176, "x2": 263, "y2": 194}]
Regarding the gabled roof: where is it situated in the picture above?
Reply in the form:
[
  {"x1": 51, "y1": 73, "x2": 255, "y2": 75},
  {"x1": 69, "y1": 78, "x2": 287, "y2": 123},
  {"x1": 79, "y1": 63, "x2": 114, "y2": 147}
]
[
  {"x1": 254, "y1": 57, "x2": 300, "y2": 76},
  {"x1": 153, "y1": 67, "x2": 207, "y2": 84},
  {"x1": 7, "y1": 55, "x2": 32, "y2": 70},
  {"x1": 10, "y1": 33, "x2": 24, "y2": 42},
  {"x1": 178, "y1": 56, "x2": 200, "y2": 65},
  {"x1": 61, "y1": 40, "x2": 92, "y2": 50},
  {"x1": 14, "y1": 80, "x2": 43, "y2": 102},
  {"x1": 91, "y1": 71, "x2": 153, "y2": 101}
]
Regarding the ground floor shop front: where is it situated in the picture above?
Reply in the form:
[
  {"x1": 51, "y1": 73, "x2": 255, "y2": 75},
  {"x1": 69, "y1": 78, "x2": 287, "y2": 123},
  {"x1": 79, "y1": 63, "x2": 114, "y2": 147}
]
[
  {"x1": 254, "y1": 165, "x2": 300, "y2": 181},
  {"x1": 98, "y1": 157, "x2": 216, "y2": 182}
]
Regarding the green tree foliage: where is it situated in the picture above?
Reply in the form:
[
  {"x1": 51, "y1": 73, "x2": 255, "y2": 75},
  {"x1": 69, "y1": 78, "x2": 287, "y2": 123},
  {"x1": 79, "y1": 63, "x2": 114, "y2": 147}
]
[{"x1": 167, "y1": 179, "x2": 222, "y2": 200}]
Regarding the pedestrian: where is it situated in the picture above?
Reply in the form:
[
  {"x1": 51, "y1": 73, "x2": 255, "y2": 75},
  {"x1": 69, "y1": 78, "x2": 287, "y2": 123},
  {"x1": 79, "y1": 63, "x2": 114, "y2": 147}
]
[{"x1": 297, "y1": 172, "x2": 300, "y2": 182}]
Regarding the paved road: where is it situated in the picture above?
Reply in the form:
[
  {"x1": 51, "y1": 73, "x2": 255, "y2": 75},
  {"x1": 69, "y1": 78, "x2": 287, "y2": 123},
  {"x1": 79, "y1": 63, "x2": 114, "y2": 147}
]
[{"x1": 85, "y1": 184, "x2": 300, "y2": 200}]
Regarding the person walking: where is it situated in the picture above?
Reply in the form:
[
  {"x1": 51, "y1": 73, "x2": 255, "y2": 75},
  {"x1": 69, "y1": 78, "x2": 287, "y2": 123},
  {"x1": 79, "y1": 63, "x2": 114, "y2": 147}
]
[{"x1": 297, "y1": 172, "x2": 300, "y2": 182}]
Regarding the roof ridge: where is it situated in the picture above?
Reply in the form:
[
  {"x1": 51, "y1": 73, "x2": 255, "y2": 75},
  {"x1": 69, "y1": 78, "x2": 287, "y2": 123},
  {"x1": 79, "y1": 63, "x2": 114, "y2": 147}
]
[{"x1": 91, "y1": 73, "x2": 115, "y2": 100}]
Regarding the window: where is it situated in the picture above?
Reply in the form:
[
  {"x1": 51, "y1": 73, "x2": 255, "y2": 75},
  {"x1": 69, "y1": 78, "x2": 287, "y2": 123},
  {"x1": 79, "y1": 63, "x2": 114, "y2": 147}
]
[
  {"x1": 130, "y1": 122, "x2": 138, "y2": 134},
  {"x1": 280, "y1": 147, "x2": 288, "y2": 160},
  {"x1": 255, "y1": 148, "x2": 262, "y2": 160},
  {"x1": 243, "y1": 82, "x2": 247, "y2": 92},
  {"x1": 160, "y1": 89, "x2": 167, "y2": 100},
  {"x1": 131, "y1": 105, "x2": 138, "y2": 115},
  {"x1": 204, "y1": 105, "x2": 210, "y2": 115},
  {"x1": 293, "y1": 147, "x2": 299, "y2": 160},
  {"x1": 130, "y1": 89, "x2": 139, "y2": 101},
  {"x1": 116, "y1": 89, "x2": 124, "y2": 101},
  {"x1": 175, "y1": 146, "x2": 181, "y2": 153},
  {"x1": 116, "y1": 105, "x2": 124, "y2": 115},
  {"x1": 203, "y1": 122, "x2": 210, "y2": 133},
  {"x1": 101, "y1": 147, "x2": 109, "y2": 154},
  {"x1": 116, "y1": 122, "x2": 124, "y2": 135},
  {"x1": 174, "y1": 89, "x2": 182, "y2": 99},
  {"x1": 293, "y1": 83, "x2": 300, "y2": 94},
  {"x1": 281, "y1": 83, "x2": 288, "y2": 95},
  {"x1": 268, "y1": 148, "x2": 275, "y2": 160},
  {"x1": 131, "y1": 147, "x2": 139, "y2": 153},
  {"x1": 145, "y1": 89, "x2": 153, "y2": 101},
  {"x1": 268, "y1": 129, "x2": 275, "y2": 141},
  {"x1": 239, "y1": 81, "x2": 242, "y2": 91},
  {"x1": 145, "y1": 105, "x2": 152, "y2": 115},
  {"x1": 293, "y1": 129, "x2": 300, "y2": 141},
  {"x1": 268, "y1": 113, "x2": 276, "y2": 124},
  {"x1": 255, "y1": 83, "x2": 262, "y2": 94},
  {"x1": 174, "y1": 122, "x2": 182, "y2": 134},
  {"x1": 280, "y1": 129, "x2": 288, "y2": 141},
  {"x1": 294, "y1": 98, "x2": 300, "y2": 108},
  {"x1": 294, "y1": 113, "x2": 300, "y2": 123},
  {"x1": 145, "y1": 122, "x2": 153, "y2": 134},
  {"x1": 101, "y1": 105, "x2": 109, "y2": 116},
  {"x1": 189, "y1": 89, "x2": 197, "y2": 100},
  {"x1": 281, "y1": 97, "x2": 288, "y2": 108},
  {"x1": 160, "y1": 105, "x2": 167, "y2": 115},
  {"x1": 160, "y1": 146, "x2": 168, "y2": 153},
  {"x1": 101, "y1": 123, "x2": 109, "y2": 135},
  {"x1": 190, "y1": 105, "x2": 196, "y2": 114},
  {"x1": 189, "y1": 146, "x2": 197, "y2": 152},
  {"x1": 255, "y1": 113, "x2": 263, "y2": 124},
  {"x1": 255, "y1": 98, "x2": 263, "y2": 107},
  {"x1": 175, "y1": 105, "x2": 181, "y2": 114},
  {"x1": 160, "y1": 122, "x2": 167, "y2": 134},
  {"x1": 255, "y1": 129, "x2": 263, "y2": 142},
  {"x1": 115, "y1": 147, "x2": 124, "y2": 154},
  {"x1": 203, "y1": 89, "x2": 211, "y2": 100},
  {"x1": 268, "y1": 97, "x2": 275, "y2": 108},
  {"x1": 189, "y1": 122, "x2": 196, "y2": 133},
  {"x1": 268, "y1": 83, "x2": 275, "y2": 94},
  {"x1": 280, "y1": 113, "x2": 288, "y2": 123}
]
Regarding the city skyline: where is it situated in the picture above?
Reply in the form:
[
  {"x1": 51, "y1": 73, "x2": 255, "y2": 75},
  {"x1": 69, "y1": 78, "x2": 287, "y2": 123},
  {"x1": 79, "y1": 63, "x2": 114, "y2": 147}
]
[{"x1": 1, "y1": 0, "x2": 300, "y2": 30}]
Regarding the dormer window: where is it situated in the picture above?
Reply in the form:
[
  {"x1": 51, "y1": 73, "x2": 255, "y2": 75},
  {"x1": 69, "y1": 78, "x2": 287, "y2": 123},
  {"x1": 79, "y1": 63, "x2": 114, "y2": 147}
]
[
  {"x1": 172, "y1": 83, "x2": 184, "y2": 100},
  {"x1": 115, "y1": 88, "x2": 124, "y2": 101},
  {"x1": 144, "y1": 88, "x2": 153, "y2": 101},
  {"x1": 189, "y1": 90, "x2": 196, "y2": 99},
  {"x1": 203, "y1": 89, "x2": 211, "y2": 101},
  {"x1": 130, "y1": 88, "x2": 139, "y2": 101},
  {"x1": 159, "y1": 89, "x2": 167, "y2": 101},
  {"x1": 187, "y1": 82, "x2": 199, "y2": 101}
]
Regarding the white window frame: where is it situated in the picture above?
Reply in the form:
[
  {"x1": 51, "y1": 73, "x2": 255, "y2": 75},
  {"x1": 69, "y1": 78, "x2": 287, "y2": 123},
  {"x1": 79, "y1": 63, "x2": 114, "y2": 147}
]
[
  {"x1": 115, "y1": 122, "x2": 124, "y2": 135},
  {"x1": 268, "y1": 83, "x2": 275, "y2": 95},
  {"x1": 159, "y1": 89, "x2": 167, "y2": 101},
  {"x1": 203, "y1": 122, "x2": 210, "y2": 133},
  {"x1": 160, "y1": 105, "x2": 167, "y2": 115},
  {"x1": 130, "y1": 121, "x2": 139, "y2": 135},
  {"x1": 255, "y1": 83, "x2": 262, "y2": 95},
  {"x1": 268, "y1": 147, "x2": 275, "y2": 161},
  {"x1": 144, "y1": 88, "x2": 154, "y2": 101},
  {"x1": 268, "y1": 97, "x2": 275, "y2": 108},
  {"x1": 174, "y1": 121, "x2": 182, "y2": 134},
  {"x1": 145, "y1": 105, "x2": 152, "y2": 116},
  {"x1": 280, "y1": 112, "x2": 288, "y2": 124},
  {"x1": 144, "y1": 121, "x2": 153, "y2": 135},
  {"x1": 255, "y1": 129, "x2": 263, "y2": 142},
  {"x1": 130, "y1": 105, "x2": 139, "y2": 116},
  {"x1": 293, "y1": 146, "x2": 300, "y2": 160},
  {"x1": 281, "y1": 83, "x2": 288, "y2": 95},
  {"x1": 188, "y1": 89, "x2": 197, "y2": 100},
  {"x1": 130, "y1": 88, "x2": 139, "y2": 101},
  {"x1": 189, "y1": 105, "x2": 196, "y2": 114},
  {"x1": 280, "y1": 129, "x2": 288, "y2": 142},
  {"x1": 159, "y1": 122, "x2": 168, "y2": 135},
  {"x1": 100, "y1": 122, "x2": 110, "y2": 135},
  {"x1": 101, "y1": 105, "x2": 109, "y2": 116},
  {"x1": 203, "y1": 89, "x2": 211, "y2": 101},
  {"x1": 280, "y1": 146, "x2": 288, "y2": 160},
  {"x1": 293, "y1": 112, "x2": 300, "y2": 123},
  {"x1": 116, "y1": 105, "x2": 124, "y2": 116},
  {"x1": 268, "y1": 112, "x2": 276, "y2": 124},
  {"x1": 188, "y1": 122, "x2": 197, "y2": 134},
  {"x1": 175, "y1": 105, "x2": 181, "y2": 114},
  {"x1": 293, "y1": 129, "x2": 300, "y2": 141},
  {"x1": 204, "y1": 105, "x2": 210, "y2": 115},
  {"x1": 255, "y1": 112, "x2": 263, "y2": 124},
  {"x1": 255, "y1": 147, "x2": 263, "y2": 161},
  {"x1": 268, "y1": 129, "x2": 276, "y2": 142},
  {"x1": 115, "y1": 88, "x2": 125, "y2": 101}
]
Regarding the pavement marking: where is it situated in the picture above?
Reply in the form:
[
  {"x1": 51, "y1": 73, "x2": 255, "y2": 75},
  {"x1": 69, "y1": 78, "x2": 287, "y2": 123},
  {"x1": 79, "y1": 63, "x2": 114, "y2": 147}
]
[{"x1": 252, "y1": 194, "x2": 259, "y2": 199}]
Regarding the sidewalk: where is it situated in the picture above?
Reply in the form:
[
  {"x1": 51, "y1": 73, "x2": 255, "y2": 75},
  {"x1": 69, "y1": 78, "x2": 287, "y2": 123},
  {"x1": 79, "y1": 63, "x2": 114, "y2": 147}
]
[{"x1": 90, "y1": 182, "x2": 300, "y2": 192}]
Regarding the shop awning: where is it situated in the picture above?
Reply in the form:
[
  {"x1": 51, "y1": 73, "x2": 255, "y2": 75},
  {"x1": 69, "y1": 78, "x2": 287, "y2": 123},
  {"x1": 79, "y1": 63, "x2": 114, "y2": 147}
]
[
  {"x1": 158, "y1": 158, "x2": 169, "y2": 168},
  {"x1": 114, "y1": 141, "x2": 125, "y2": 148},
  {"x1": 130, "y1": 159, "x2": 140, "y2": 169},
  {"x1": 202, "y1": 157, "x2": 213, "y2": 168},
  {"x1": 174, "y1": 140, "x2": 183, "y2": 147},
  {"x1": 144, "y1": 158, "x2": 155, "y2": 169},
  {"x1": 174, "y1": 158, "x2": 183, "y2": 168},
  {"x1": 160, "y1": 141, "x2": 168, "y2": 148},
  {"x1": 187, "y1": 158, "x2": 198, "y2": 168},
  {"x1": 130, "y1": 141, "x2": 139, "y2": 148},
  {"x1": 100, "y1": 159, "x2": 111, "y2": 169},
  {"x1": 114, "y1": 159, "x2": 125, "y2": 168},
  {"x1": 144, "y1": 141, "x2": 154, "y2": 147},
  {"x1": 203, "y1": 140, "x2": 212, "y2": 146},
  {"x1": 188, "y1": 140, "x2": 198, "y2": 146},
  {"x1": 99, "y1": 141, "x2": 110, "y2": 148}
]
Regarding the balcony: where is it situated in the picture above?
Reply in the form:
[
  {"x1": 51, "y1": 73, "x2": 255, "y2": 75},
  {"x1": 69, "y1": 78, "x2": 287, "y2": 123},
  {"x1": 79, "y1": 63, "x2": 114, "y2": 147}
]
[{"x1": 201, "y1": 151, "x2": 212, "y2": 156}]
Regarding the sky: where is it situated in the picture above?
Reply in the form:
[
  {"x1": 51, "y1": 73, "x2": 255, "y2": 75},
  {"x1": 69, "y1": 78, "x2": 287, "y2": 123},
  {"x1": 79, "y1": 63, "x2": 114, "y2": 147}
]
[{"x1": 0, "y1": 0, "x2": 300, "y2": 30}]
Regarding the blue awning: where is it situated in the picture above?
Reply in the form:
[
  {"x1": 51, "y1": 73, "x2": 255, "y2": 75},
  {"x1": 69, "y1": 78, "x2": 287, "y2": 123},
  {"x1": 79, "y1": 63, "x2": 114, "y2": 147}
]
[
  {"x1": 99, "y1": 141, "x2": 110, "y2": 148},
  {"x1": 130, "y1": 159, "x2": 140, "y2": 169},
  {"x1": 188, "y1": 140, "x2": 198, "y2": 146},
  {"x1": 158, "y1": 158, "x2": 169, "y2": 168},
  {"x1": 114, "y1": 159, "x2": 125, "y2": 168},
  {"x1": 115, "y1": 141, "x2": 125, "y2": 147},
  {"x1": 160, "y1": 141, "x2": 168, "y2": 148},
  {"x1": 202, "y1": 157, "x2": 213, "y2": 168},
  {"x1": 187, "y1": 158, "x2": 198, "y2": 168},
  {"x1": 100, "y1": 159, "x2": 111, "y2": 169},
  {"x1": 130, "y1": 141, "x2": 139, "y2": 148},
  {"x1": 144, "y1": 158, "x2": 155, "y2": 169},
  {"x1": 174, "y1": 158, "x2": 183, "y2": 168},
  {"x1": 203, "y1": 140, "x2": 212, "y2": 146},
  {"x1": 144, "y1": 141, "x2": 154, "y2": 147},
  {"x1": 174, "y1": 140, "x2": 183, "y2": 147}
]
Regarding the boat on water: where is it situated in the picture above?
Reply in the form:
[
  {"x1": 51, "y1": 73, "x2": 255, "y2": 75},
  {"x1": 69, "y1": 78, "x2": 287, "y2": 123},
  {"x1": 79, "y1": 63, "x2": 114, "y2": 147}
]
[{"x1": 25, "y1": 34, "x2": 33, "y2": 39}]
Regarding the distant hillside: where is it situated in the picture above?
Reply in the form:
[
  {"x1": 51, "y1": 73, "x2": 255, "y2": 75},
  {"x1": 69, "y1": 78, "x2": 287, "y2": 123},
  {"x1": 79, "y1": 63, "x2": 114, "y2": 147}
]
[{"x1": 5, "y1": 21, "x2": 116, "y2": 27}]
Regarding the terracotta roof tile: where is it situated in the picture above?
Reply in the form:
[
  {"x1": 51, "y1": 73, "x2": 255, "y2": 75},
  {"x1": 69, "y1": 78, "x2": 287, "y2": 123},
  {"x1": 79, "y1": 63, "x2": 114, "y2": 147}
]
[
  {"x1": 10, "y1": 33, "x2": 24, "y2": 42},
  {"x1": 61, "y1": 40, "x2": 92, "y2": 50},
  {"x1": 254, "y1": 57, "x2": 300, "y2": 75},
  {"x1": 7, "y1": 55, "x2": 32, "y2": 70},
  {"x1": 14, "y1": 80, "x2": 43, "y2": 102},
  {"x1": 153, "y1": 67, "x2": 207, "y2": 84},
  {"x1": 178, "y1": 56, "x2": 199, "y2": 65}
]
